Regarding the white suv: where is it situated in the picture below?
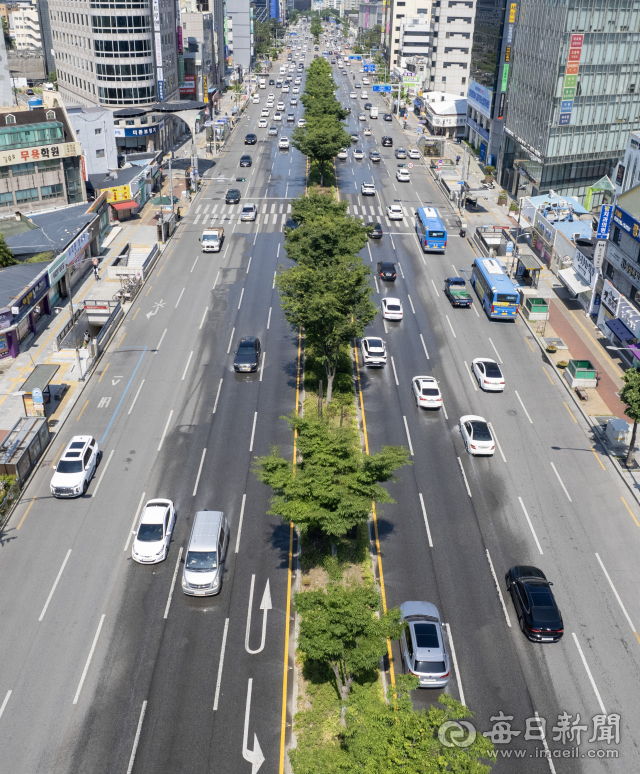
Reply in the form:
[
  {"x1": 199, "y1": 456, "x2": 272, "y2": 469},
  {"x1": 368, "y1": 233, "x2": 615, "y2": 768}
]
[
  {"x1": 361, "y1": 181, "x2": 376, "y2": 196},
  {"x1": 50, "y1": 435, "x2": 100, "y2": 497},
  {"x1": 279, "y1": 136, "x2": 290, "y2": 149}
]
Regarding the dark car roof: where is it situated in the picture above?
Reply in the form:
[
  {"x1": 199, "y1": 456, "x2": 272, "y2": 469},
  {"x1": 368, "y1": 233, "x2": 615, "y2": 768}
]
[
  {"x1": 227, "y1": 188, "x2": 240, "y2": 195},
  {"x1": 379, "y1": 261, "x2": 395, "y2": 268},
  {"x1": 513, "y1": 565, "x2": 548, "y2": 582}
]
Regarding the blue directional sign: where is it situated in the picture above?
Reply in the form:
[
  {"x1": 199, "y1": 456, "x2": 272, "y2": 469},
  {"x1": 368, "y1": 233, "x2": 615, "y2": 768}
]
[
  {"x1": 349, "y1": 55, "x2": 362, "y2": 60},
  {"x1": 596, "y1": 204, "x2": 613, "y2": 240},
  {"x1": 363, "y1": 64, "x2": 376, "y2": 72},
  {"x1": 373, "y1": 84, "x2": 392, "y2": 93}
]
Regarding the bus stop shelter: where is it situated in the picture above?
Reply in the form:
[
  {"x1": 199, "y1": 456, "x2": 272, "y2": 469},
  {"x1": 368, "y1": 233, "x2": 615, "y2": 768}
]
[
  {"x1": 514, "y1": 254, "x2": 543, "y2": 289},
  {"x1": 19, "y1": 364, "x2": 59, "y2": 418}
]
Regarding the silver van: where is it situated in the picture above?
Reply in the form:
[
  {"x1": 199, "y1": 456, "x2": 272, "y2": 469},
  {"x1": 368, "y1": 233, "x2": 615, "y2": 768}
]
[{"x1": 182, "y1": 511, "x2": 229, "y2": 596}]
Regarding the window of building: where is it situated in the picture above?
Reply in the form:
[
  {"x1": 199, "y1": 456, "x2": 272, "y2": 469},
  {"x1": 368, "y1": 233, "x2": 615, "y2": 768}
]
[
  {"x1": 152, "y1": 116, "x2": 158, "y2": 123},
  {"x1": 13, "y1": 162, "x2": 36, "y2": 177},
  {"x1": 91, "y1": 14, "x2": 151, "y2": 33},
  {"x1": 125, "y1": 119, "x2": 135, "y2": 125},
  {"x1": 0, "y1": 191, "x2": 13, "y2": 205},
  {"x1": 5, "y1": 115, "x2": 15, "y2": 125},
  {"x1": 605, "y1": 262, "x2": 615, "y2": 279},
  {"x1": 95, "y1": 128, "x2": 102, "y2": 135},
  {"x1": 41, "y1": 183, "x2": 63, "y2": 199},
  {"x1": 417, "y1": 7, "x2": 430, "y2": 11},
  {"x1": 462, "y1": 77, "x2": 466, "y2": 84},
  {"x1": 15, "y1": 187, "x2": 39, "y2": 203},
  {"x1": 96, "y1": 149, "x2": 105, "y2": 158},
  {"x1": 395, "y1": 38, "x2": 400, "y2": 42},
  {"x1": 38, "y1": 159, "x2": 61, "y2": 171},
  {"x1": 442, "y1": 76, "x2": 447, "y2": 82},
  {"x1": 0, "y1": 166, "x2": 8, "y2": 178},
  {"x1": 447, "y1": 16, "x2": 471, "y2": 22},
  {"x1": 140, "y1": 116, "x2": 148, "y2": 124},
  {"x1": 613, "y1": 226, "x2": 621, "y2": 244}
]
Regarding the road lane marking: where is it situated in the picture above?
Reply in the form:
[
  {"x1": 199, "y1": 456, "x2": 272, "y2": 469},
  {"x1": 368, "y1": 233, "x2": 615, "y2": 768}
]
[
  {"x1": 246, "y1": 256, "x2": 252, "y2": 274},
  {"x1": 463, "y1": 360, "x2": 477, "y2": 391},
  {"x1": 98, "y1": 362, "x2": 110, "y2": 382},
  {"x1": 126, "y1": 701, "x2": 148, "y2": 774},
  {"x1": 145, "y1": 284, "x2": 153, "y2": 297},
  {"x1": 418, "y1": 493, "x2": 433, "y2": 547},
  {"x1": 488, "y1": 337, "x2": 502, "y2": 363},
  {"x1": 132, "y1": 308, "x2": 140, "y2": 321},
  {"x1": 514, "y1": 390, "x2": 533, "y2": 423},
  {"x1": 457, "y1": 457, "x2": 472, "y2": 497},
  {"x1": 175, "y1": 287, "x2": 185, "y2": 308},
  {"x1": 213, "y1": 378, "x2": 223, "y2": 414},
  {"x1": 100, "y1": 348, "x2": 147, "y2": 443},
  {"x1": 486, "y1": 550, "x2": 511, "y2": 627},
  {"x1": 39, "y1": 549, "x2": 72, "y2": 621},
  {"x1": 561, "y1": 401, "x2": 578, "y2": 423},
  {"x1": 525, "y1": 337, "x2": 535, "y2": 352},
  {"x1": 213, "y1": 618, "x2": 230, "y2": 711},
  {"x1": 267, "y1": 307, "x2": 272, "y2": 329},
  {"x1": 245, "y1": 575, "x2": 272, "y2": 655},
  {"x1": 238, "y1": 288, "x2": 245, "y2": 310},
  {"x1": 163, "y1": 546, "x2": 183, "y2": 619},
  {"x1": 391, "y1": 356, "x2": 399, "y2": 386},
  {"x1": 273, "y1": 271, "x2": 276, "y2": 290},
  {"x1": 518, "y1": 496, "x2": 543, "y2": 554},
  {"x1": 0, "y1": 690, "x2": 11, "y2": 720},
  {"x1": 124, "y1": 492, "x2": 146, "y2": 552},
  {"x1": 430, "y1": 278, "x2": 439, "y2": 296},
  {"x1": 73, "y1": 614, "x2": 106, "y2": 704},
  {"x1": 260, "y1": 351, "x2": 266, "y2": 382},
  {"x1": 488, "y1": 422, "x2": 506, "y2": 462},
  {"x1": 542, "y1": 365, "x2": 554, "y2": 384},
  {"x1": 374, "y1": 276, "x2": 379, "y2": 293},
  {"x1": 199, "y1": 307, "x2": 208, "y2": 330},
  {"x1": 535, "y1": 711, "x2": 557, "y2": 774},
  {"x1": 249, "y1": 411, "x2": 258, "y2": 451},
  {"x1": 397, "y1": 261, "x2": 405, "y2": 279},
  {"x1": 92, "y1": 449, "x2": 114, "y2": 497},
  {"x1": 444, "y1": 623, "x2": 464, "y2": 706},
  {"x1": 278, "y1": 523, "x2": 295, "y2": 774},
  {"x1": 235, "y1": 493, "x2": 247, "y2": 554},
  {"x1": 407, "y1": 294, "x2": 416, "y2": 314},
  {"x1": 550, "y1": 461, "x2": 572, "y2": 502},
  {"x1": 621, "y1": 496, "x2": 640, "y2": 527},
  {"x1": 419, "y1": 333, "x2": 429, "y2": 360},
  {"x1": 595, "y1": 552, "x2": 638, "y2": 641},
  {"x1": 472, "y1": 303, "x2": 480, "y2": 317},
  {"x1": 128, "y1": 380, "x2": 145, "y2": 415},
  {"x1": 16, "y1": 497, "x2": 36, "y2": 530},
  {"x1": 572, "y1": 633, "x2": 606, "y2": 714},
  {"x1": 403, "y1": 416, "x2": 414, "y2": 456},
  {"x1": 191, "y1": 256, "x2": 199, "y2": 272},
  {"x1": 213, "y1": 271, "x2": 220, "y2": 289},
  {"x1": 193, "y1": 448, "x2": 207, "y2": 496},
  {"x1": 445, "y1": 314, "x2": 456, "y2": 337},
  {"x1": 181, "y1": 350, "x2": 194, "y2": 380},
  {"x1": 158, "y1": 410, "x2": 173, "y2": 451},
  {"x1": 76, "y1": 399, "x2": 89, "y2": 422},
  {"x1": 155, "y1": 328, "x2": 167, "y2": 350},
  {"x1": 227, "y1": 327, "x2": 235, "y2": 354},
  {"x1": 590, "y1": 446, "x2": 606, "y2": 470}
]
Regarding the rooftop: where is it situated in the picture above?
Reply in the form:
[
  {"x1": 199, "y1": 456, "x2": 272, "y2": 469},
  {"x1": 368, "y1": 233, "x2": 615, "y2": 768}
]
[
  {"x1": 0, "y1": 202, "x2": 96, "y2": 258},
  {"x1": 528, "y1": 193, "x2": 589, "y2": 215},
  {"x1": 0, "y1": 260, "x2": 51, "y2": 311},
  {"x1": 89, "y1": 165, "x2": 145, "y2": 191}
]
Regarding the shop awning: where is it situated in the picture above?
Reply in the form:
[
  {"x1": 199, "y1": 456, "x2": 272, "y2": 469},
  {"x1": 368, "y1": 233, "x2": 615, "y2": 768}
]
[
  {"x1": 606, "y1": 318, "x2": 635, "y2": 342},
  {"x1": 558, "y1": 267, "x2": 591, "y2": 296},
  {"x1": 111, "y1": 200, "x2": 138, "y2": 211}
]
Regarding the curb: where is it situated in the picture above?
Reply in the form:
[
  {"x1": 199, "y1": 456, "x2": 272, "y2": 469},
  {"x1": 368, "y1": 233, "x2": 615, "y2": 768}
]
[{"x1": 518, "y1": 310, "x2": 640, "y2": 508}]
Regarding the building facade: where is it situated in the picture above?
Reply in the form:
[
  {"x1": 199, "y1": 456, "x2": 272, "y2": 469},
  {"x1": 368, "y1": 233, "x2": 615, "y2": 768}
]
[
  {"x1": 10, "y1": 2, "x2": 41, "y2": 50},
  {"x1": 225, "y1": 0, "x2": 252, "y2": 71},
  {"x1": 358, "y1": 1, "x2": 384, "y2": 29},
  {"x1": 615, "y1": 131, "x2": 640, "y2": 196},
  {"x1": 180, "y1": 10, "x2": 214, "y2": 104},
  {"x1": 65, "y1": 103, "x2": 118, "y2": 176},
  {"x1": 498, "y1": 0, "x2": 640, "y2": 203}
]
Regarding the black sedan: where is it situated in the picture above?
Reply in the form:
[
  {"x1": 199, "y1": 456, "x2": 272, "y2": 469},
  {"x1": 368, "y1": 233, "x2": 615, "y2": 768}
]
[
  {"x1": 364, "y1": 102, "x2": 372, "y2": 110},
  {"x1": 381, "y1": 136, "x2": 393, "y2": 147},
  {"x1": 239, "y1": 154, "x2": 252, "y2": 167},
  {"x1": 505, "y1": 566, "x2": 564, "y2": 643},
  {"x1": 269, "y1": 79, "x2": 275, "y2": 85},
  {"x1": 377, "y1": 261, "x2": 396, "y2": 281},
  {"x1": 225, "y1": 188, "x2": 241, "y2": 204},
  {"x1": 367, "y1": 222, "x2": 383, "y2": 239},
  {"x1": 233, "y1": 336, "x2": 261, "y2": 373},
  {"x1": 244, "y1": 133, "x2": 257, "y2": 145},
  {"x1": 344, "y1": 106, "x2": 352, "y2": 114},
  {"x1": 383, "y1": 113, "x2": 393, "y2": 122}
]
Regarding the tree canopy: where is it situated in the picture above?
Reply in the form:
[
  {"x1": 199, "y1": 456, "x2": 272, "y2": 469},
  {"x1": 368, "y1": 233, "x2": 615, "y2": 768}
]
[{"x1": 620, "y1": 367, "x2": 640, "y2": 465}]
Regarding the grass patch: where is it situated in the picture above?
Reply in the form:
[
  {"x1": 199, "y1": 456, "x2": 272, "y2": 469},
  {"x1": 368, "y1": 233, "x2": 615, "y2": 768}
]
[{"x1": 300, "y1": 521, "x2": 370, "y2": 578}]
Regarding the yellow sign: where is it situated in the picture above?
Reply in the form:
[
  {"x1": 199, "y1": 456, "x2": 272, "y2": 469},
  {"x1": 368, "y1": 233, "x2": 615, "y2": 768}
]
[
  {"x1": 204, "y1": 75, "x2": 208, "y2": 103},
  {"x1": 509, "y1": 3, "x2": 517, "y2": 22},
  {"x1": 105, "y1": 184, "x2": 132, "y2": 203}
]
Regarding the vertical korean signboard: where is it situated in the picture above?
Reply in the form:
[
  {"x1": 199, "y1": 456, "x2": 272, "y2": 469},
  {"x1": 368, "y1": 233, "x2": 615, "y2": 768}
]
[
  {"x1": 498, "y1": 3, "x2": 517, "y2": 119},
  {"x1": 558, "y1": 34, "x2": 583, "y2": 125},
  {"x1": 153, "y1": 0, "x2": 164, "y2": 100},
  {"x1": 176, "y1": 0, "x2": 184, "y2": 86}
]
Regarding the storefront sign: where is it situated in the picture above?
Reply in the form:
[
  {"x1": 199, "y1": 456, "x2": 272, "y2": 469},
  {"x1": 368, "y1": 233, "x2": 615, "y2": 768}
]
[
  {"x1": 506, "y1": 23, "x2": 514, "y2": 44},
  {"x1": 616, "y1": 164, "x2": 625, "y2": 186},
  {"x1": 114, "y1": 123, "x2": 163, "y2": 137},
  {"x1": 62, "y1": 229, "x2": 91, "y2": 270},
  {"x1": 467, "y1": 80, "x2": 492, "y2": 119},
  {"x1": 0, "y1": 332, "x2": 8, "y2": 358},
  {"x1": 596, "y1": 204, "x2": 613, "y2": 240},
  {"x1": 180, "y1": 77, "x2": 196, "y2": 95},
  {"x1": 15, "y1": 276, "x2": 47, "y2": 314},
  {"x1": 204, "y1": 75, "x2": 208, "y2": 103},
  {"x1": 16, "y1": 315, "x2": 31, "y2": 340},
  {"x1": 508, "y1": 2, "x2": 517, "y2": 22},
  {"x1": 47, "y1": 251, "x2": 67, "y2": 286},
  {"x1": 0, "y1": 141, "x2": 80, "y2": 167},
  {"x1": 612, "y1": 205, "x2": 640, "y2": 245},
  {"x1": 621, "y1": 257, "x2": 640, "y2": 284},
  {"x1": 601, "y1": 278, "x2": 621, "y2": 316},
  {"x1": 594, "y1": 240, "x2": 606, "y2": 269},
  {"x1": 153, "y1": 0, "x2": 163, "y2": 100},
  {"x1": 0, "y1": 312, "x2": 11, "y2": 331},
  {"x1": 558, "y1": 34, "x2": 583, "y2": 126},
  {"x1": 500, "y1": 63, "x2": 509, "y2": 92},
  {"x1": 105, "y1": 185, "x2": 132, "y2": 203},
  {"x1": 573, "y1": 248, "x2": 595, "y2": 285}
]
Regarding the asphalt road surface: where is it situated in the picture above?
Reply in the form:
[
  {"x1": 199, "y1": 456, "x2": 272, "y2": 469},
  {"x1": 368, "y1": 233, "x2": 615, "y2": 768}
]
[{"x1": 1, "y1": 40, "x2": 638, "y2": 774}]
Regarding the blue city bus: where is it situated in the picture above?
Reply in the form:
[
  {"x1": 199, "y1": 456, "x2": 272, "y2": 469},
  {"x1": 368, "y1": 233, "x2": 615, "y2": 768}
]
[
  {"x1": 415, "y1": 207, "x2": 447, "y2": 252},
  {"x1": 471, "y1": 257, "x2": 520, "y2": 320}
]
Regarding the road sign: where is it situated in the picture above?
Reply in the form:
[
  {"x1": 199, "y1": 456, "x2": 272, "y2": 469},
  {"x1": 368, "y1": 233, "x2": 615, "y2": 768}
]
[
  {"x1": 349, "y1": 55, "x2": 362, "y2": 60},
  {"x1": 506, "y1": 241, "x2": 514, "y2": 253},
  {"x1": 457, "y1": 180, "x2": 465, "y2": 185},
  {"x1": 373, "y1": 84, "x2": 392, "y2": 93},
  {"x1": 407, "y1": 162, "x2": 414, "y2": 169}
]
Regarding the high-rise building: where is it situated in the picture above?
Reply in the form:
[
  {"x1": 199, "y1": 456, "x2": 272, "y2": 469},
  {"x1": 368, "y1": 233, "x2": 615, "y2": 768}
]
[
  {"x1": 226, "y1": 0, "x2": 252, "y2": 72},
  {"x1": 498, "y1": 0, "x2": 640, "y2": 202},
  {"x1": 36, "y1": 0, "x2": 55, "y2": 75},
  {"x1": 48, "y1": 0, "x2": 180, "y2": 107}
]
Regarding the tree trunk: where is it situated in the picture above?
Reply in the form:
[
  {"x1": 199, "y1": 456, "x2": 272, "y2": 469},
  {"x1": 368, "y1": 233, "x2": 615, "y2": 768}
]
[
  {"x1": 627, "y1": 419, "x2": 638, "y2": 466},
  {"x1": 320, "y1": 159, "x2": 324, "y2": 187},
  {"x1": 324, "y1": 355, "x2": 337, "y2": 404}
]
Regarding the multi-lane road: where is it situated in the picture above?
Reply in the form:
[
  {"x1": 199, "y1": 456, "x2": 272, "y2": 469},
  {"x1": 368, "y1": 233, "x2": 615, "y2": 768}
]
[{"x1": 0, "y1": 40, "x2": 638, "y2": 774}]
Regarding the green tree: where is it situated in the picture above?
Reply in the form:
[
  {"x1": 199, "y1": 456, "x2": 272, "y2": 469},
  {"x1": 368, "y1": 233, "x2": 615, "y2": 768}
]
[
  {"x1": 291, "y1": 115, "x2": 351, "y2": 186},
  {"x1": 0, "y1": 232, "x2": 16, "y2": 268},
  {"x1": 47, "y1": 69, "x2": 57, "y2": 85},
  {"x1": 311, "y1": 16, "x2": 322, "y2": 40},
  {"x1": 254, "y1": 414, "x2": 410, "y2": 535},
  {"x1": 285, "y1": 211, "x2": 371, "y2": 269},
  {"x1": 353, "y1": 44, "x2": 363, "y2": 55},
  {"x1": 620, "y1": 367, "x2": 640, "y2": 466},
  {"x1": 290, "y1": 189, "x2": 350, "y2": 225},
  {"x1": 2, "y1": 18, "x2": 13, "y2": 50},
  {"x1": 296, "y1": 584, "x2": 403, "y2": 715}
]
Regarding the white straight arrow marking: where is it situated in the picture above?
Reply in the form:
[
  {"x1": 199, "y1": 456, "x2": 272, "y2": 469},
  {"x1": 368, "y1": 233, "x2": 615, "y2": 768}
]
[
  {"x1": 242, "y1": 678, "x2": 265, "y2": 774},
  {"x1": 245, "y1": 575, "x2": 272, "y2": 655}
]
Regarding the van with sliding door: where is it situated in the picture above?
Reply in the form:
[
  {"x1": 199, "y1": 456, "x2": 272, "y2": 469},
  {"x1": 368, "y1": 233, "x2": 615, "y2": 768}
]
[{"x1": 182, "y1": 511, "x2": 229, "y2": 596}]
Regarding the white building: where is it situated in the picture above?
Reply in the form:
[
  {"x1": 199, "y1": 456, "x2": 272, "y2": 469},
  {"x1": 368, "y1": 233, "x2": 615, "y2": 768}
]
[
  {"x1": 10, "y1": 4, "x2": 41, "y2": 50},
  {"x1": 423, "y1": 90, "x2": 466, "y2": 137},
  {"x1": 398, "y1": 15, "x2": 432, "y2": 61},
  {"x1": 615, "y1": 132, "x2": 640, "y2": 196}
]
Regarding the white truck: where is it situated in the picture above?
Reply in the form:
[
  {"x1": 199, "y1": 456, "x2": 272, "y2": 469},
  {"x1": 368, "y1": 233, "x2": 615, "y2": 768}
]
[
  {"x1": 370, "y1": 106, "x2": 379, "y2": 119},
  {"x1": 259, "y1": 78, "x2": 266, "y2": 89},
  {"x1": 200, "y1": 226, "x2": 224, "y2": 252}
]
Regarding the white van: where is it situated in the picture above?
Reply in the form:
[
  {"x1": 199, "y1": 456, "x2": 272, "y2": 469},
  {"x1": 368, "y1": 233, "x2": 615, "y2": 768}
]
[
  {"x1": 370, "y1": 106, "x2": 379, "y2": 119},
  {"x1": 182, "y1": 511, "x2": 229, "y2": 596},
  {"x1": 259, "y1": 78, "x2": 266, "y2": 89}
]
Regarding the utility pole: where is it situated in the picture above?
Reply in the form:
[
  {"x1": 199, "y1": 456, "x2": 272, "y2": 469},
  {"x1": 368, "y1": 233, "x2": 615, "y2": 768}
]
[{"x1": 168, "y1": 152, "x2": 174, "y2": 212}]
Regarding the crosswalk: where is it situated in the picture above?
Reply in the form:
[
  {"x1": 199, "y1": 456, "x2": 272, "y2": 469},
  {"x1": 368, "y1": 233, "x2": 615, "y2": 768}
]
[
  {"x1": 189, "y1": 201, "x2": 293, "y2": 227},
  {"x1": 345, "y1": 201, "x2": 412, "y2": 228}
]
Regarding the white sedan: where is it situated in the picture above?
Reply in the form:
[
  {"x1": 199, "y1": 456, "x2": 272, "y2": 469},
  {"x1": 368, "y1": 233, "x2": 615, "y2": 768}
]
[
  {"x1": 132, "y1": 498, "x2": 176, "y2": 564},
  {"x1": 361, "y1": 181, "x2": 376, "y2": 195},
  {"x1": 358, "y1": 112, "x2": 367, "y2": 121},
  {"x1": 279, "y1": 136, "x2": 290, "y2": 149},
  {"x1": 261, "y1": 108, "x2": 270, "y2": 117},
  {"x1": 277, "y1": 101, "x2": 285, "y2": 110},
  {"x1": 412, "y1": 376, "x2": 442, "y2": 409},
  {"x1": 459, "y1": 415, "x2": 495, "y2": 456},
  {"x1": 381, "y1": 297, "x2": 403, "y2": 320},
  {"x1": 283, "y1": 85, "x2": 290, "y2": 93},
  {"x1": 361, "y1": 91, "x2": 369, "y2": 99},
  {"x1": 350, "y1": 91, "x2": 357, "y2": 98},
  {"x1": 291, "y1": 97, "x2": 298, "y2": 105},
  {"x1": 363, "y1": 127, "x2": 372, "y2": 136},
  {"x1": 408, "y1": 148, "x2": 421, "y2": 159},
  {"x1": 274, "y1": 112, "x2": 283, "y2": 121},
  {"x1": 353, "y1": 148, "x2": 364, "y2": 160},
  {"x1": 387, "y1": 204, "x2": 404, "y2": 220},
  {"x1": 252, "y1": 95, "x2": 260, "y2": 103},
  {"x1": 298, "y1": 118, "x2": 306, "y2": 127},
  {"x1": 337, "y1": 148, "x2": 348, "y2": 160},
  {"x1": 396, "y1": 169, "x2": 411, "y2": 182},
  {"x1": 472, "y1": 358, "x2": 505, "y2": 391},
  {"x1": 293, "y1": 86, "x2": 299, "y2": 94},
  {"x1": 258, "y1": 118, "x2": 267, "y2": 128},
  {"x1": 361, "y1": 336, "x2": 387, "y2": 366}
]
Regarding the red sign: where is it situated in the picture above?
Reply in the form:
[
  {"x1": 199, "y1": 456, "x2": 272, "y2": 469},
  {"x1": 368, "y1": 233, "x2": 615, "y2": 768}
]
[
  {"x1": 80, "y1": 154, "x2": 87, "y2": 181},
  {"x1": 180, "y1": 77, "x2": 196, "y2": 95},
  {"x1": 570, "y1": 34, "x2": 583, "y2": 48},
  {"x1": 568, "y1": 48, "x2": 582, "y2": 62}
]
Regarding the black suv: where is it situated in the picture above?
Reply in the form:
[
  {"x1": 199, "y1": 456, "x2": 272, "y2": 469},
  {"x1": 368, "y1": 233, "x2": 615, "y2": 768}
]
[
  {"x1": 284, "y1": 218, "x2": 300, "y2": 232},
  {"x1": 377, "y1": 261, "x2": 397, "y2": 281},
  {"x1": 225, "y1": 188, "x2": 241, "y2": 204},
  {"x1": 233, "y1": 337, "x2": 262, "y2": 373},
  {"x1": 383, "y1": 113, "x2": 393, "y2": 122},
  {"x1": 239, "y1": 154, "x2": 252, "y2": 167},
  {"x1": 367, "y1": 222, "x2": 383, "y2": 239},
  {"x1": 245, "y1": 133, "x2": 257, "y2": 145},
  {"x1": 381, "y1": 136, "x2": 393, "y2": 147},
  {"x1": 505, "y1": 566, "x2": 564, "y2": 643}
]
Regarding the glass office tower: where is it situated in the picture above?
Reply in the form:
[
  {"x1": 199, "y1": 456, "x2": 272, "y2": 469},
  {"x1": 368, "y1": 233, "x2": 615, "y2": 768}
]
[{"x1": 499, "y1": 0, "x2": 640, "y2": 203}]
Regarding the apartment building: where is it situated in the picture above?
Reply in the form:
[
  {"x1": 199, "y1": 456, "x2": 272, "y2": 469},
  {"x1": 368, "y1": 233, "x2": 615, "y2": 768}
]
[
  {"x1": 225, "y1": 0, "x2": 252, "y2": 72},
  {"x1": 10, "y1": 3, "x2": 41, "y2": 49}
]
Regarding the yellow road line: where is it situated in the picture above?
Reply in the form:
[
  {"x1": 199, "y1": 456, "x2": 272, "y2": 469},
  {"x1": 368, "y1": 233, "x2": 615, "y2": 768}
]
[
  {"x1": 563, "y1": 401, "x2": 577, "y2": 423},
  {"x1": 98, "y1": 362, "x2": 110, "y2": 382},
  {"x1": 76, "y1": 399, "x2": 89, "y2": 422},
  {"x1": 51, "y1": 442, "x2": 65, "y2": 468},
  {"x1": 145, "y1": 284, "x2": 153, "y2": 297},
  {"x1": 16, "y1": 497, "x2": 36, "y2": 530},
  {"x1": 542, "y1": 366, "x2": 554, "y2": 384},
  {"x1": 525, "y1": 337, "x2": 535, "y2": 352},
  {"x1": 116, "y1": 332, "x2": 126, "y2": 347},
  {"x1": 621, "y1": 496, "x2": 640, "y2": 527},
  {"x1": 635, "y1": 631, "x2": 640, "y2": 647},
  {"x1": 591, "y1": 446, "x2": 606, "y2": 470},
  {"x1": 132, "y1": 308, "x2": 140, "y2": 321},
  {"x1": 158, "y1": 265, "x2": 164, "y2": 277}
]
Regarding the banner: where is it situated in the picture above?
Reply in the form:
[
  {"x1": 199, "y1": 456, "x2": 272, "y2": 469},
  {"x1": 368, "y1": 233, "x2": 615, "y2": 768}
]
[{"x1": 558, "y1": 34, "x2": 583, "y2": 125}]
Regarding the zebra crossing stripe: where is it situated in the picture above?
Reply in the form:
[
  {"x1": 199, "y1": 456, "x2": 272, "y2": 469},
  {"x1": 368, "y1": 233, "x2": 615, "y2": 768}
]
[{"x1": 194, "y1": 214, "x2": 201, "y2": 225}]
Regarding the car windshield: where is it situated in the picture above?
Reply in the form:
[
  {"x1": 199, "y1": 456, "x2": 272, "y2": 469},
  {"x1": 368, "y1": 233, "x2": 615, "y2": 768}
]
[
  {"x1": 387, "y1": 304, "x2": 401, "y2": 311},
  {"x1": 228, "y1": 189, "x2": 239, "y2": 197},
  {"x1": 238, "y1": 342, "x2": 255, "y2": 353},
  {"x1": 414, "y1": 622, "x2": 439, "y2": 647},
  {"x1": 367, "y1": 338, "x2": 383, "y2": 349},
  {"x1": 497, "y1": 293, "x2": 518, "y2": 303},
  {"x1": 137, "y1": 523, "x2": 163, "y2": 542},
  {"x1": 57, "y1": 459, "x2": 83, "y2": 474},
  {"x1": 186, "y1": 550, "x2": 217, "y2": 571},
  {"x1": 529, "y1": 588, "x2": 555, "y2": 607},
  {"x1": 484, "y1": 362, "x2": 502, "y2": 378},
  {"x1": 428, "y1": 230, "x2": 446, "y2": 238},
  {"x1": 422, "y1": 388, "x2": 439, "y2": 396},
  {"x1": 242, "y1": 207, "x2": 254, "y2": 213},
  {"x1": 414, "y1": 660, "x2": 446, "y2": 674},
  {"x1": 470, "y1": 421, "x2": 492, "y2": 440}
]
